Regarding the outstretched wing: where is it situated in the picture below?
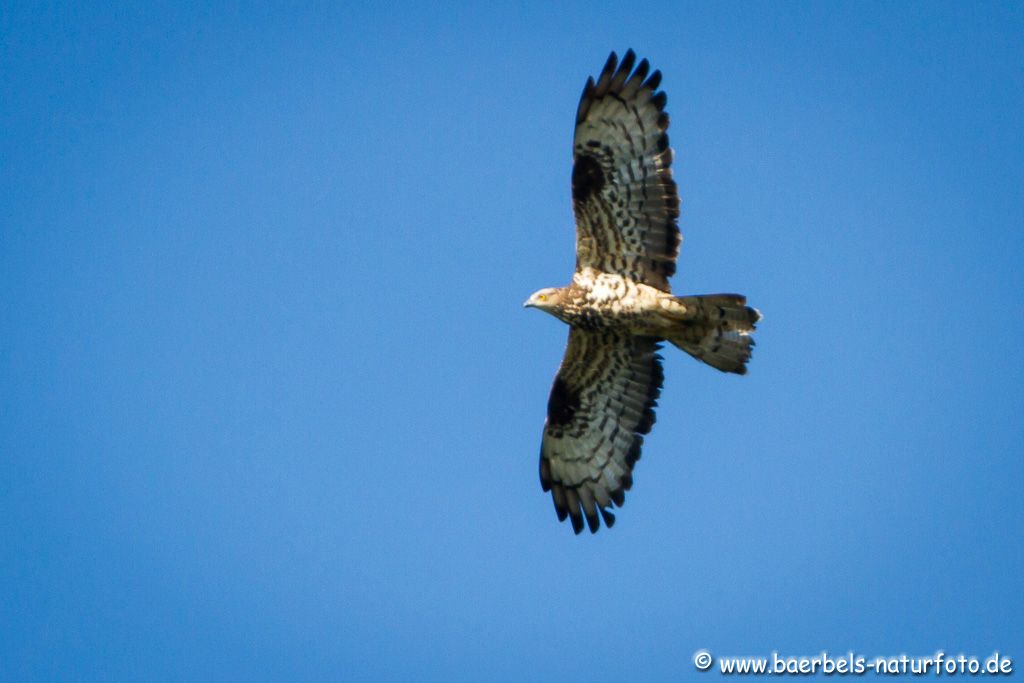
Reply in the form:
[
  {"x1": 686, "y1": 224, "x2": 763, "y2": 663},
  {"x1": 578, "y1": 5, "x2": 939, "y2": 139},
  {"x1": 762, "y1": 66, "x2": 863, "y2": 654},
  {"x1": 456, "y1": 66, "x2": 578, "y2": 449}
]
[
  {"x1": 571, "y1": 49, "x2": 681, "y2": 292},
  {"x1": 540, "y1": 329, "x2": 663, "y2": 534}
]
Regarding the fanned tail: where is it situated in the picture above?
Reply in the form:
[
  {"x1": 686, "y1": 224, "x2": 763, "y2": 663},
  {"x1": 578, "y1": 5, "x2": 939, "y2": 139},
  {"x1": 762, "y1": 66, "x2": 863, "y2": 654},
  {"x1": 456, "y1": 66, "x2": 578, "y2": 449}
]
[{"x1": 660, "y1": 294, "x2": 760, "y2": 374}]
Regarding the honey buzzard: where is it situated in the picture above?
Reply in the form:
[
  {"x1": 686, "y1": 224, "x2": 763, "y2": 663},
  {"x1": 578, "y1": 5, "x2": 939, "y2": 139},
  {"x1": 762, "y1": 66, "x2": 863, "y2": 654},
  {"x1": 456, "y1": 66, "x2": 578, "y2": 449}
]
[{"x1": 524, "y1": 50, "x2": 761, "y2": 534}]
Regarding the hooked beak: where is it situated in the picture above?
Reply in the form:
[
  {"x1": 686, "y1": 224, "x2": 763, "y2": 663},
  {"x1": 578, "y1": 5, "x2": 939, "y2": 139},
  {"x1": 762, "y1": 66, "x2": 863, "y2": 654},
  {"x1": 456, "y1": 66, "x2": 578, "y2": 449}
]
[{"x1": 523, "y1": 298, "x2": 535, "y2": 309}]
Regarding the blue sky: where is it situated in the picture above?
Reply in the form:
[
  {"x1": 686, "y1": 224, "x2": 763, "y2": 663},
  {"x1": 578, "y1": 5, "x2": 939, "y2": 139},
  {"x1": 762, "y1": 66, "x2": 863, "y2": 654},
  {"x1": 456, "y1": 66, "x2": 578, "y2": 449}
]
[{"x1": 2, "y1": 2, "x2": 1022, "y2": 680}]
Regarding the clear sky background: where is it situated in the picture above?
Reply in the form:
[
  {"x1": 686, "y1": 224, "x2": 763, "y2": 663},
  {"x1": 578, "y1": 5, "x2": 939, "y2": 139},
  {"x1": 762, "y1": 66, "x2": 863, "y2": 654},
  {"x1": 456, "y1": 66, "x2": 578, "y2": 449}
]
[{"x1": 2, "y1": 2, "x2": 1022, "y2": 680}]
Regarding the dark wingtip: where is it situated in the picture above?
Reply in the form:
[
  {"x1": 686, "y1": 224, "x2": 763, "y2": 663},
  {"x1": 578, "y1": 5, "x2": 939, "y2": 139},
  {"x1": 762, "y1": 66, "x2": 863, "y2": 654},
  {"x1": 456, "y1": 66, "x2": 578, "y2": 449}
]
[
  {"x1": 644, "y1": 69, "x2": 662, "y2": 92},
  {"x1": 570, "y1": 513, "x2": 584, "y2": 534},
  {"x1": 575, "y1": 76, "x2": 596, "y2": 124},
  {"x1": 637, "y1": 408, "x2": 657, "y2": 434},
  {"x1": 625, "y1": 439, "x2": 642, "y2": 468},
  {"x1": 619, "y1": 49, "x2": 636, "y2": 75},
  {"x1": 634, "y1": 58, "x2": 650, "y2": 83},
  {"x1": 581, "y1": 76, "x2": 594, "y2": 99},
  {"x1": 600, "y1": 507, "x2": 616, "y2": 528},
  {"x1": 602, "y1": 51, "x2": 618, "y2": 76}
]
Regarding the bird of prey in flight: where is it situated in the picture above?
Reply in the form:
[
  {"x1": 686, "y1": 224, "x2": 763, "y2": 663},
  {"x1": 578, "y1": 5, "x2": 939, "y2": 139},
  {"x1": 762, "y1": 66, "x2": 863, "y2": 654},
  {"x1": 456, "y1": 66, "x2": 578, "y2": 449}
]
[{"x1": 525, "y1": 50, "x2": 760, "y2": 534}]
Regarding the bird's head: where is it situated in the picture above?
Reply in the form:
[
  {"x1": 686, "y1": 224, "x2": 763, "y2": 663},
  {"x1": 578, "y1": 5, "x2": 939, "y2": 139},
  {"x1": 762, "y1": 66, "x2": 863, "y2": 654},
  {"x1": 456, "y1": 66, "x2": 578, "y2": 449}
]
[{"x1": 524, "y1": 287, "x2": 565, "y2": 315}]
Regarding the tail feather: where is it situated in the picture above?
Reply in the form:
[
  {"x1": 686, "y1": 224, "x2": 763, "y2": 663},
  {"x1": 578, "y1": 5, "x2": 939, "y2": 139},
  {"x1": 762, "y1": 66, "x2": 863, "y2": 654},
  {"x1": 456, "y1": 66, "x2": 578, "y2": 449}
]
[{"x1": 662, "y1": 294, "x2": 760, "y2": 374}]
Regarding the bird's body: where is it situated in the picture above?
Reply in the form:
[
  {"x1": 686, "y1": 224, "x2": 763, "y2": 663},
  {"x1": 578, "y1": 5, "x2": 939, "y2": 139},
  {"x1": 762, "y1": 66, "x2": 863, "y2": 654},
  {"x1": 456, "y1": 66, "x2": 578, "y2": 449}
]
[
  {"x1": 525, "y1": 50, "x2": 761, "y2": 535},
  {"x1": 535, "y1": 271, "x2": 657, "y2": 330}
]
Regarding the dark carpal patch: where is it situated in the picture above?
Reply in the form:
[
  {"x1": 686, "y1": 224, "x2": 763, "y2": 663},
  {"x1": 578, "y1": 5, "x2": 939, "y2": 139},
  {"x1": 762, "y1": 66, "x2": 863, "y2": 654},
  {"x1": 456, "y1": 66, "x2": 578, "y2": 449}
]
[
  {"x1": 546, "y1": 377, "x2": 580, "y2": 427},
  {"x1": 572, "y1": 154, "x2": 604, "y2": 203}
]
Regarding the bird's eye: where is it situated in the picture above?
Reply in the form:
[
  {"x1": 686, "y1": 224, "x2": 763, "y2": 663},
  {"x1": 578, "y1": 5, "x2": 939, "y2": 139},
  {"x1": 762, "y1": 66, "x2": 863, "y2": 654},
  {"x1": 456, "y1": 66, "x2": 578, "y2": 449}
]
[{"x1": 538, "y1": 294, "x2": 547, "y2": 301}]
